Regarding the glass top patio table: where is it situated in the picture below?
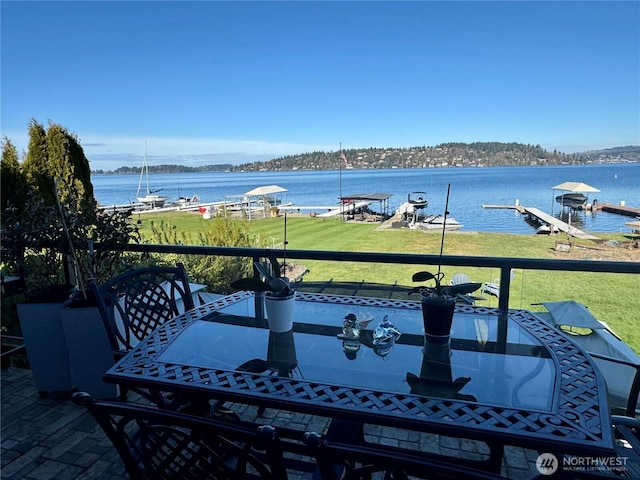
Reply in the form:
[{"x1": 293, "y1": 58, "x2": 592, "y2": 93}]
[{"x1": 104, "y1": 291, "x2": 615, "y2": 456}]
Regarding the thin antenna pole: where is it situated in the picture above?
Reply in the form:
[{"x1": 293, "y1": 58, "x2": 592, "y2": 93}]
[
  {"x1": 282, "y1": 212, "x2": 288, "y2": 271},
  {"x1": 339, "y1": 142, "x2": 343, "y2": 221},
  {"x1": 437, "y1": 183, "x2": 451, "y2": 277},
  {"x1": 145, "y1": 141, "x2": 150, "y2": 194}
]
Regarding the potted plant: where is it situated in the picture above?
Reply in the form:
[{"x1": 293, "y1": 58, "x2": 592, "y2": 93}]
[
  {"x1": 410, "y1": 270, "x2": 477, "y2": 345},
  {"x1": 231, "y1": 259, "x2": 296, "y2": 332},
  {"x1": 2, "y1": 124, "x2": 140, "y2": 396},
  {"x1": 2, "y1": 194, "x2": 77, "y2": 395},
  {"x1": 409, "y1": 184, "x2": 479, "y2": 345},
  {"x1": 58, "y1": 203, "x2": 140, "y2": 399},
  {"x1": 231, "y1": 214, "x2": 295, "y2": 332},
  {"x1": 2, "y1": 190, "x2": 139, "y2": 397}
]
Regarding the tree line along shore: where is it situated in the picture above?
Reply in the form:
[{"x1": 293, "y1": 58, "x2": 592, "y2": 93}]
[{"x1": 92, "y1": 143, "x2": 640, "y2": 174}]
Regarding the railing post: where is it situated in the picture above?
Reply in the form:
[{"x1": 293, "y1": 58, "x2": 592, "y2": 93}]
[
  {"x1": 498, "y1": 267, "x2": 511, "y2": 312},
  {"x1": 251, "y1": 253, "x2": 265, "y2": 318}
]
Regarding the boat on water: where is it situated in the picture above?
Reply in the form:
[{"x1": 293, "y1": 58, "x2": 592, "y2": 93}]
[
  {"x1": 177, "y1": 194, "x2": 200, "y2": 206},
  {"x1": 555, "y1": 193, "x2": 587, "y2": 209},
  {"x1": 396, "y1": 191, "x2": 461, "y2": 230},
  {"x1": 396, "y1": 192, "x2": 427, "y2": 226},
  {"x1": 136, "y1": 142, "x2": 169, "y2": 208},
  {"x1": 414, "y1": 214, "x2": 463, "y2": 231},
  {"x1": 407, "y1": 191, "x2": 428, "y2": 210}
]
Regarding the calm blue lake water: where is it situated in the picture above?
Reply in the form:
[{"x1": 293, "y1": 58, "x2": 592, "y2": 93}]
[{"x1": 92, "y1": 163, "x2": 639, "y2": 234}]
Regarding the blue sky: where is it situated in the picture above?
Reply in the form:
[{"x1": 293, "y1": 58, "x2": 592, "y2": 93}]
[{"x1": 1, "y1": 1, "x2": 638, "y2": 170}]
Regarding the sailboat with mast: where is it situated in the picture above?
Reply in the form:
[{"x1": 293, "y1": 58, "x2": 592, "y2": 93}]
[{"x1": 136, "y1": 142, "x2": 168, "y2": 208}]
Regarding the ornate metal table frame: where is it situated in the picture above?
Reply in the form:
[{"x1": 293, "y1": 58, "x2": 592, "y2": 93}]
[{"x1": 104, "y1": 291, "x2": 615, "y2": 457}]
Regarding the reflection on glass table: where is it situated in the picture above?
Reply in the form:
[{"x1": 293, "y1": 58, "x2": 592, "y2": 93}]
[
  {"x1": 160, "y1": 296, "x2": 554, "y2": 410},
  {"x1": 108, "y1": 291, "x2": 614, "y2": 458}
]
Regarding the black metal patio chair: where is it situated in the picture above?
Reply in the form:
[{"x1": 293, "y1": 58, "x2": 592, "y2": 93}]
[
  {"x1": 538, "y1": 416, "x2": 640, "y2": 479},
  {"x1": 303, "y1": 425, "x2": 511, "y2": 480},
  {"x1": 611, "y1": 415, "x2": 640, "y2": 478},
  {"x1": 73, "y1": 392, "x2": 541, "y2": 480},
  {"x1": 304, "y1": 418, "x2": 505, "y2": 480},
  {"x1": 72, "y1": 392, "x2": 317, "y2": 480},
  {"x1": 91, "y1": 263, "x2": 194, "y2": 361},
  {"x1": 91, "y1": 263, "x2": 195, "y2": 406}
]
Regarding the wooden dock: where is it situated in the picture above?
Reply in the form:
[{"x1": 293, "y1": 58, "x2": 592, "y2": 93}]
[
  {"x1": 482, "y1": 204, "x2": 521, "y2": 210},
  {"x1": 522, "y1": 207, "x2": 600, "y2": 240},
  {"x1": 315, "y1": 201, "x2": 373, "y2": 218},
  {"x1": 597, "y1": 203, "x2": 640, "y2": 218},
  {"x1": 482, "y1": 204, "x2": 601, "y2": 240}
]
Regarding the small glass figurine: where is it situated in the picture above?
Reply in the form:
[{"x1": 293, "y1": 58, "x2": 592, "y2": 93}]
[
  {"x1": 372, "y1": 315, "x2": 401, "y2": 347},
  {"x1": 341, "y1": 313, "x2": 374, "y2": 339},
  {"x1": 342, "y1": 313, "x2": 361, "y2": 339}
]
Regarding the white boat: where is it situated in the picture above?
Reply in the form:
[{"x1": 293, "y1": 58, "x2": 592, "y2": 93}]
[
  {"x1": 136, "y1": 142, "x2": 168, "y2": 207},
  {"x1": 407, "y1": 191, "x2": 428, "y2": 210},
  {"x1": 396, "y1": 192, "x2": 429, "y2": 227},
  {"x1": 416, "y1": 214, "x2": 463, "y2": 231},
  {"x1": 177, "y1": 194, "x2": 200, "y2": 206}
]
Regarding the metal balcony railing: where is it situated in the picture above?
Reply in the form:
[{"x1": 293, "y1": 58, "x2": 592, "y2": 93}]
[{"x1": 117, "y1": 243, "x2": 640, "y2": 312}]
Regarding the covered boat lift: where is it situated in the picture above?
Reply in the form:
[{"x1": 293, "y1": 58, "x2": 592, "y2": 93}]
[
  {"x1": 551, "y1": 182, "x2": 600, "y2": 213},
  {"x1": 237, "y1": 185, "x2": 288, "y2": 220},
  {"x1": 339, "y1": 193, "x2": 393, "y2": 220},
  {"x1": 244, "y1": 184, "x2": 288, "y2": 198}
]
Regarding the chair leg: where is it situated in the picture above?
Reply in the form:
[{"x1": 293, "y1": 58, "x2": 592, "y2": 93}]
[
  {"x1": 210, "y1": 400, "x2": 240, "y2": 421},
  {"x1": 486, "y1": 441, "x2": 504, "y2": 474},
  {"x1": 118, "y1": 386, "x2": 128, "y2": 402}
]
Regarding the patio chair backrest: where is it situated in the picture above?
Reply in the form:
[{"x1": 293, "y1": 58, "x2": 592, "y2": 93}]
[
  {"x1": 303, "y1": 430, "x2": 510, "y2": 480},
  {"x1": 588, "y1": 351, "x2": 640, "y2": 418},
  {"x1": 91, "y1": 263, "x2": 195, "y2": 358},
  {"x1": 611, "y1": 415, "x2": 640, "y2": 478},
  {"x1": 450, "y1": 273, "x2": 472, "y2": 285},
  {"x1": 72, "y1": 392, "x2": 303, "y2": 480},
  {"x1": 73, "y1": 391, "x2": 512, "y2": 480}
]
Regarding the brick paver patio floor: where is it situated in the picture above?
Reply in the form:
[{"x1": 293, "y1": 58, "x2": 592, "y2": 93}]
[{"x1": 1, "y1": 367, "x2": 541, "y2": 479}]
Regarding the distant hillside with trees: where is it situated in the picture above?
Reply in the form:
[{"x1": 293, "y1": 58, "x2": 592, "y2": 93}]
[
  {"x1": 576, "y1": 145, "x2": 640, "y2": 164},
  {"x1": 232, "y1": 142, "x2": 640, "y2": 172},
  {"x1": 92, "y1": 142, "x2": 639, "y2": 173},
  {"x1": 92, "y1": 163, "x2": 234, "y2": 175}
]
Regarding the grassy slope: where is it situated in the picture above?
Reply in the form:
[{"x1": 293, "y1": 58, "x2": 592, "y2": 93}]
[{"x1": 137, "y1": 212, "x2": 639, "y2": 352}]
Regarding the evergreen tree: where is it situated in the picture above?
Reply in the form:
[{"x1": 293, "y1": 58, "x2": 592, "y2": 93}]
[
  {"x1": 45, "y1": 123, "x2": 95, "y2": 212},
  {"x1": 2, "y1": 121, "x2": 138, "y2": 292},
  {"x1": 19, "y1": 120, "x2": 94, "y2": 212},
  {"x1": 22, "y1": 119, "x2": 52, "y2": 204},
  {"x1": 68, "y1": 130, "x2": 95, "y2": 208},
  {"x1": 0, "y1": 137, "x2": 26, "y2": 211}
]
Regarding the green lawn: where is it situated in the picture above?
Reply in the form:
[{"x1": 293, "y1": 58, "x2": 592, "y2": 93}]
[{"x1": 137, "y1": 212, "x2": 640, "y2": 352}]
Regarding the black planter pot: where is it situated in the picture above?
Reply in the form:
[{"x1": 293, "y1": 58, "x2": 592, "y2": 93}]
[
  {"x1": 25, "y1": 284, "x2": 76, "y2": 304},
  {"x1": 420, "y1": 293, "x2": 455, "y2": 345},
  {"x1": 18, "y1": 285, "x2": 77, "y2": 395},
  {"x1": 67, "y1": 289, "x2": 97, "y2": 308},
  {"x1": 61, "y1": 289, "x2": 117, "y2": 399}
]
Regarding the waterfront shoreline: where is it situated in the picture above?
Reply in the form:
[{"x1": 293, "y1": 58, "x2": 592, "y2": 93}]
[{"x1": 95, "y1": 163, "x2": 640, "y2": 235}]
